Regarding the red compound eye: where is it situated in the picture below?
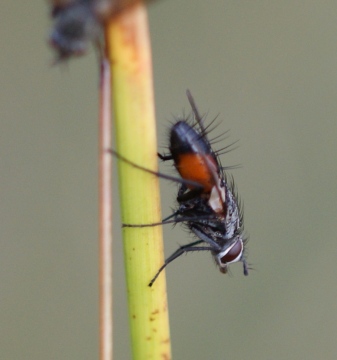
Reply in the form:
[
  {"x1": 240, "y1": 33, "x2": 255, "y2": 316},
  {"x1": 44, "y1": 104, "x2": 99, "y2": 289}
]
[{"x1": 220, "y1": 239, "x2": 243, "y2": 265}]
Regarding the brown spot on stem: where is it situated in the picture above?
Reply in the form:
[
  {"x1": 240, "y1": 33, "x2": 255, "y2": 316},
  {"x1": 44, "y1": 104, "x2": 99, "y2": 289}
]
[{"x1": 161, "y1": 353, "x2": 171, "y2": 360}]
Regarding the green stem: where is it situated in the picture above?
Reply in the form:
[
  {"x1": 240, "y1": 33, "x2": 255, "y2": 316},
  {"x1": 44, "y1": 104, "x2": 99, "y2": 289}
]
[{"x1": 105, "y1": 3, "x2": 171, "y2": 359}]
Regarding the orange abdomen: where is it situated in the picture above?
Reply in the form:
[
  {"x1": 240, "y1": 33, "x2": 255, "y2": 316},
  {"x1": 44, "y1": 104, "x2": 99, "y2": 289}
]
[{"x1": 175, "y1": 153, "x2": 217, "y2": 192}]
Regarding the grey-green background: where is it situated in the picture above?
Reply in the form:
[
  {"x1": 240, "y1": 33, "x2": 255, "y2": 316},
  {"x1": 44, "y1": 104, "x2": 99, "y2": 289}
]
[{"x1": 1, "y1": 1, "x2": 337, "y2": 359}]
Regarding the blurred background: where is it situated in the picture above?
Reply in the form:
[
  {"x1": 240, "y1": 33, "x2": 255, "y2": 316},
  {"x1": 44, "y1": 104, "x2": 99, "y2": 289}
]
[{"x1": 1, "y1": 0, "x2": 337, "y2": 359}]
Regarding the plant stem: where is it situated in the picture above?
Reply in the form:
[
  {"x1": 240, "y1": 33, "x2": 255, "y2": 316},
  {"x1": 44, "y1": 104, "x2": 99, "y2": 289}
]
[
  {"x1": 105, "y1": 2, "x2": 172, "y2": 359},
  {"x1": 99, "y1": 58, "x2": 113, "y2": 360}
]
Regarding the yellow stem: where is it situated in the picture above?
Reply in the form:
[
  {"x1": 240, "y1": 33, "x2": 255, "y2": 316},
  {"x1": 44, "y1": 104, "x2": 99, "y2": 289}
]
[{"x1": 105, "y1": 2, "x2": 171, "y2": 359}]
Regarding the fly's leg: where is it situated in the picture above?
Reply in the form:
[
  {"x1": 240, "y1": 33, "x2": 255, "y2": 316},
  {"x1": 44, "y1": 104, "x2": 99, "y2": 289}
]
[{"x1": 149, "y1": 240, "x2": 213, "y2": 287}]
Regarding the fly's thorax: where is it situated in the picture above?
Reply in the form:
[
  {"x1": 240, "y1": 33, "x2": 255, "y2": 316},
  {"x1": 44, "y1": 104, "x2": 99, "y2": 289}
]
[
  {"x1": 169, "y1": 121, "x2": 211, "y2": 158},
  {"x1": 207, "y1": 177, "x2": 242, "y2": 237},
  {"x1": 176, "y1": 180, "x2": 242, "y2": 242},
  {"x1": 223, "y1": 184, "x2": 242, "y2": 239}
]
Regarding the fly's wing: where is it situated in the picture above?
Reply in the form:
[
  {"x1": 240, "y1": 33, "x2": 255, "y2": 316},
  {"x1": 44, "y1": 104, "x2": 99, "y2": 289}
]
[{"x1": 185, "y1": 90, "x2": 227, "y2": 215}]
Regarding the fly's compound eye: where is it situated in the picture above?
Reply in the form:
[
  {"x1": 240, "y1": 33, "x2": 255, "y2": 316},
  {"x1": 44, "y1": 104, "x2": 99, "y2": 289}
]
[{"x1": 217, "y1": 238, "x2": 243, "y2": 273}]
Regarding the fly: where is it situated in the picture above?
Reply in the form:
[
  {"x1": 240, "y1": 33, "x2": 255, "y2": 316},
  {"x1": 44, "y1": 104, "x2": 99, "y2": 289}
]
[
  {"x1": 48, "y1": 0, "x2": 153, "y2": 61},
  {"x1": 49, "y1": 0, "x2": 103, "y2": 61},
  {"x1": 112, "y1": 90, "x2": 249, "y2": 286}
]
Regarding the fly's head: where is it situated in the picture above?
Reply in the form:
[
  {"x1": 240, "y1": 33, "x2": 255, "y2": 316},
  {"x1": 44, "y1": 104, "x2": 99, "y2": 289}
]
[{"x1": 214, "y1": 234, "x2": 248, "y2": 276}]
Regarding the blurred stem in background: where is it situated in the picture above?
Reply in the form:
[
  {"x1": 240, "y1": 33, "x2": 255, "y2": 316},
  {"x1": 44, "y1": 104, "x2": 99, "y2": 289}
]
[
  {"x1": 99, "y1": 58, "x2": 113, "y2": 360},
  {"x1": 105, "y1": 2, "x2": 171, "y2": 359}
]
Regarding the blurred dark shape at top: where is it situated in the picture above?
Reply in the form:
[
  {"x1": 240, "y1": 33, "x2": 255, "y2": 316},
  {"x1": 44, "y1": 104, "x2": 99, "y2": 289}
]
[
  {"x1": 49, "y1": 0, "x2": 152, "y2": 62},
  {"x1": 49, "y1": 0, "x2": 100, "y2": 62}
]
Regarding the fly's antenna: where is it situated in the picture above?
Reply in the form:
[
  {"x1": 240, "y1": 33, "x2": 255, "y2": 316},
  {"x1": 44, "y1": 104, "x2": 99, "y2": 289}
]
[{"x1": 186, "y1": 89, "x2": 207, "y2": 137}]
